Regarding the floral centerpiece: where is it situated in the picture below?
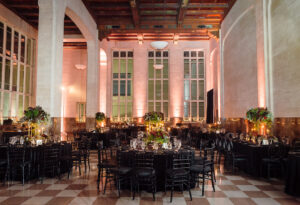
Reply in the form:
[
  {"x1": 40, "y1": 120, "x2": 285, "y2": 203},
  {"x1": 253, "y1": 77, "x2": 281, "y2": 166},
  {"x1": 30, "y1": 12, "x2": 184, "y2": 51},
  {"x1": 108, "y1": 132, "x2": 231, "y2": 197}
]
[
  {"x1": 21, "y1": 106, "x2": 50, "y2": 143},
  {"x1": 145, "y1": 130, "x2": 169, "y2": 145},
  {"x1": 246, "y1": 107, "x2": 272, "y2": 136},
  {"x1": 144, "y1": 111, "x2": 164, "y2": 132}
]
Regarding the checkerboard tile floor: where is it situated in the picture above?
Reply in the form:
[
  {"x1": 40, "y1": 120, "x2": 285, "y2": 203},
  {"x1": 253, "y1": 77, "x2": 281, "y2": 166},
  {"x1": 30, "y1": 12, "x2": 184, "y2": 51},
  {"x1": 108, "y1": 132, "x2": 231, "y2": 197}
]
[{"x1": 0, "y1": 151, "x2": 299, "y2": 205}]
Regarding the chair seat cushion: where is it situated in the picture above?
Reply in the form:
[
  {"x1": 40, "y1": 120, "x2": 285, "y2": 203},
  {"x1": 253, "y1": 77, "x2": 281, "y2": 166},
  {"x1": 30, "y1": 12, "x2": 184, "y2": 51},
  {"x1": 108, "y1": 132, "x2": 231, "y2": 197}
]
[
  {"x1": 111, "y1": 166, "x2": 132, "y2": 175},
  {"x1": 166, "y1": 168, "x2": 188, "y2": 177},
  {"x1": 135, "y1": 168, "x2": 155, "y2": 177},
  {"x1": 190, "y1": 165, "x2": 212, "y2": 173}
]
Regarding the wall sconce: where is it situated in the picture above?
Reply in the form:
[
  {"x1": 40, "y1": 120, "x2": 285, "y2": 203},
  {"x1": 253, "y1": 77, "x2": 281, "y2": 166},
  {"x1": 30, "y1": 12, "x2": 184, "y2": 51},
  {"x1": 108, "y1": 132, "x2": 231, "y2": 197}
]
[{"x1": 75, "y1": 64, "x2": 86, "y2": 70}]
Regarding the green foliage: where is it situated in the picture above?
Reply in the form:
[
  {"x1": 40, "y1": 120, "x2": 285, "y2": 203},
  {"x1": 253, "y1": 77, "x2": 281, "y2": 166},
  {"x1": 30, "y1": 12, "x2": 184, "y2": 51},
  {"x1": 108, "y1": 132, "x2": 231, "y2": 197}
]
[
  {"x1": 246, "y1": 107, "x2": 272, "y2": 128},
  {"x1": 21, "y1": 106, "x2": 49, "y2": 123},
  {"x1": 144, "y1": 112, "x2": 164, "y2": 123},
  {"x1": 95, "y1": 112, "x2": 105, "y2": 122},
  {"x1": 145, "y1": 130, "x2": 169, "y2": 144}
]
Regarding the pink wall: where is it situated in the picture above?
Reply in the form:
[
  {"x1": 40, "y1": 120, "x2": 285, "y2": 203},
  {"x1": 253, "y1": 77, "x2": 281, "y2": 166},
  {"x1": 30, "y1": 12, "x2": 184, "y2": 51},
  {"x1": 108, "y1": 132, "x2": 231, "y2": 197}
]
[{"x1": 62, "y1": 48, "x2": 87, "y2": 118}]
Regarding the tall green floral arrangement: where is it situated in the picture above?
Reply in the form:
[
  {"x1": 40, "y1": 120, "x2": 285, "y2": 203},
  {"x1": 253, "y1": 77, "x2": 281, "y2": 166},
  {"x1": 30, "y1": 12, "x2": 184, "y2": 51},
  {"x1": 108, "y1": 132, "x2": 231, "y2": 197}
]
[
  {"x1": 144, "y1": 111, "x2": 164, "y2": 123},
  {"x1": 246, "y1": 107, "x2": 272, "y2": 130},
  {"x1": 95, "y1": 112, "x2": 105, "y2": 122},
  {"x1": 21, "y1": 106, "x2": 49, "y2": 123}
]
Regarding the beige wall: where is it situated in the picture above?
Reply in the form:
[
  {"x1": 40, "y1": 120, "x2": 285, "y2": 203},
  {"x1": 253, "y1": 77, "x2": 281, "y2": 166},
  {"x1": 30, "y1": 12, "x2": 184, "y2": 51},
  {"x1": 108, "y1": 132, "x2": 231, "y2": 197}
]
[
  {"x1": 220, "y1": 0, "x2": 258, "y2": 119},
  {"x1": 271, "y1": 0, "x2": 300, "y2": 117}
]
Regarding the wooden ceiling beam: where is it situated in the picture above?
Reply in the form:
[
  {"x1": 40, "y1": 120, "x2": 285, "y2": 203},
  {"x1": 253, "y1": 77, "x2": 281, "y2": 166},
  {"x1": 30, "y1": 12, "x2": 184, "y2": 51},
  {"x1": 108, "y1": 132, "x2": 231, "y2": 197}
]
[
  {"x1": 139, "y1": 3, "x2": 179, "y2": 9},
  {"x1": 177, "y1": 0, "x2": 189, "y2": 28},
  {"x1": 103, "y1": 28, "x2": 209, "y2": 34},
  {"x1": 129, "y1": 0, "x2": 140, "y2": 28},
  {"x1": 187, "y1": 3, "x2": 228, "y2": 8},
  {"x1": 82, "y1": 0, "x2": 98, "y2": 24}
]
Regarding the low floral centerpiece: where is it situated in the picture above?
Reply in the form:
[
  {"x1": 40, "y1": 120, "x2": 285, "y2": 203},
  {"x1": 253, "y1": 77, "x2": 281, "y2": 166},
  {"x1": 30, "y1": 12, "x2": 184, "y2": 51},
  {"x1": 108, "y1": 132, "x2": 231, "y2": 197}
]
[
  {"x1": 21, "y1": 106, "x2": 50, "y2": 143},
  {"x1": 246, "y1": 107, "x2": 272, "y2": 136},
  {"x1": 145, "y1": 130, "x2": 169, "y2": 145}
]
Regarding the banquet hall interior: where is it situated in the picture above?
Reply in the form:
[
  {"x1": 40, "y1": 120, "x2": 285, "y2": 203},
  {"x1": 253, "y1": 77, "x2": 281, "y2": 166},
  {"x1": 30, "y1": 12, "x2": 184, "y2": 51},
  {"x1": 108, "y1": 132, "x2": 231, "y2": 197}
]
[{"x1": 0, "y1": 0, "x2": 300, "y2": 204}]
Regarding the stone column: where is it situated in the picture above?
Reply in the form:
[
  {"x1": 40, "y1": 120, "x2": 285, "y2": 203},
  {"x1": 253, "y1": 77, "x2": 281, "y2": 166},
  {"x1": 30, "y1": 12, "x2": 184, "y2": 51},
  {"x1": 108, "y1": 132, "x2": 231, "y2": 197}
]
[
  {"x1": 36, "y1": 0, "x2": 66, "y2": 135},
  {"x1": 85, "y1": 40, "x2": 99, "y2": 130}
]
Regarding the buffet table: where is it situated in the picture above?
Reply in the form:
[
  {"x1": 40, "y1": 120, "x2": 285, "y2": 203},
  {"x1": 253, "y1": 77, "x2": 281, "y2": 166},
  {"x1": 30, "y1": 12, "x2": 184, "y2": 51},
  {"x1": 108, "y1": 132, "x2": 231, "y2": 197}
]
[{"x1": 285, "y1": 154, "x2": 300, "y2": 197}]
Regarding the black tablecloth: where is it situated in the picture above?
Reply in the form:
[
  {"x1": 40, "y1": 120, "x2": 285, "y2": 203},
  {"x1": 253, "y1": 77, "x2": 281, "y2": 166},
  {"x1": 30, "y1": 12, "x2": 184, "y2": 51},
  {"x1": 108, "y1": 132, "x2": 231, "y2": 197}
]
[
  {"x1": 2, "y1": 132, "x2": 27, "y2": 144},
  {"x1": 285, "y1": 154, "x2": 300, "y2": 197},
  {"x1": 76, "y1": 132, "x2": 110, "y2": 149},
  {"x1": 118, "y1": 148, "x2": 195, "y2": 191},
  {"x1": 0, "y1": 143, "x2": 72, "y2": 180},
  {"x1": 233, "y1": 142, "x2": 289, "y2": 177}
]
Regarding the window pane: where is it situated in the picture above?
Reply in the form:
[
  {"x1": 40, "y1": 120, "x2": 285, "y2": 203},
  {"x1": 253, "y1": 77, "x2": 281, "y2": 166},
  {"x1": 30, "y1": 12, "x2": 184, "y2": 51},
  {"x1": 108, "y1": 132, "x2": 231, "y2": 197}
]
[
  {"x1": 155, "y1": 59, "x2": 161, "y2": 78},
  {"x1": 25, "y1": 95, "x2": 29, "y2": 110},
  {"x1": 120, "y1": 80, "x2": 126, "y2": 96},
  {"x1": 191, "y1": 102, "x2": 197, "y2": 118},
  {"x1": 20, "y1": 35, "x2": 25, "y2": 62},
  {"x1": 112, "y1": 104, "x2": 118, "y2": 118},
  {"x1": 113, "y1": 80, "x2": 118, "y2": 96},
  {"x1": 13, "y1": 31, "x2": 19, "y2": 61},
  {"x1": 25, "y1": 66, "x2": 30, "y2": 93},
  {"x1": 198, "y1": 59, "x2": 204, "y2": 78},
  {"x1": 148, "y1": 102, "x2": 154, "y2": 112},
  {"x1": 120, "y1": 51, "x2": 126, "y2": 58},
  {"x1": 12, "y1": 62, "x2": 18, "y2": 91},
  {"x1": 163, "y1": 102, "x2": 168, "y2": 119},
  {"x1": 191, "y1": 80, "x2": 197, "y2": 100},
  {"x1": 127, "y1": 101, "x2": 132, "y2": 117},
  {"x1": 184, "y1": 51, "x2": 189, "y2": 57},
  {"x1": 155, "y1": 80, "x2": 161, "y2": 100},
  {"x1": 163, "y1": 59, "x2": 168, "y2": 78},
  {"x1": 184, "y1": 102, "x2": 189, "y2": 118},
  {"x1": 191, "y1": 51, "x2": 196, "y2": 57},
  {"x1": 198, "y1": 51, "x2": 204, "y2": 57},
  {"x1": 113, "y1": 51, "x2": 119, "y2": 57},
  {"x1": 120, "y1": 102, "x2": 125, "y2": 117},
  {"x1": 4, "y1": 59, "x2": 10, "y2": 90},
  {"x1": 26, "y1": 38, "x2": 31, "y2": 65},
  {"x1": 11, "y1": 93, "x2": 17, "y2": 117},
  {"x1": 113, "y1": 59, "x2": 119, "y2": 77},
  {"x1": 148, "y1": 59, "x2": 154, "y2": 78},
  {"x1": 199, "y1": 102, "x2": 205, "y2": 117},
  {"x1": 3, "y1": 93, "x2": 10, "y2": 118},
  {"x1": 127, "y1": 59, "x2": 133, "y2": 76},
  {"x1": 184, "y1": 80, "x2": 189, "y2": 100},
  {"x1": 18, "y1": 95, "x2": 23, "y2": 117},
  {"x1": 155, "y1": 51, "x2": 161, "y2": 57},
  {"x1": 0, "y1": 56, "x2": 2, "y2": 89},
  {"x1": 184, "y1": 59, "x2": 189, "y2": 78},
  {"x1": 120, "y1": 59, "x2": 126, "y2": 78},
  {"x1": 6, "y1": 27, "x2": 12, "y2": 56},
  {"x1": 0, "y1": 22, "x2": 3, "y2": 53},
  {"x1": 148, "y1": 80, "x2": 154, "y2": 100},
  {"x1": 128, "y1": 51, "x2": 133, "y2": 58},
  {"x1": 127, "y1": 80, "x2": 131, "y2": 96},
  {"x1": 156, "y1": 102, "x2": 161, "y2": 112},
  {"x1": 163, "y1": 80, "x2": 168, "y2": 100},
  {"x1": 199, "y1": 80, "x2": 204, "y2": 100},
  {"x1": 148, "y1": 51, "x2": 154, "y2": 58},
  {"x1": 19, "y1": 65, "x2": 24, "y2": 92},
  {"x1": 191, "y1": 59, "x2": 197, "y2": 78}
]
